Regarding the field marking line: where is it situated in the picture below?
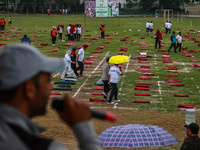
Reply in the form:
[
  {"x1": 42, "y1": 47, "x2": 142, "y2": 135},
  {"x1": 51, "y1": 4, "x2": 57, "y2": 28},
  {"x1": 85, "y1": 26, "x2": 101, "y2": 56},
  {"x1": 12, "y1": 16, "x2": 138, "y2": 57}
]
[
  {"x1": 73, "y1": 51, "x2": 110, "y2": 98},
  {"x1": 53, "y1": 72, "x2": 60, "y2": 78},
  {"x1": 119, "y1": 54, "x2": 131, "y2": 92},
  {"x1": 182, "y1": 62, "x2": 189, "y2": 73},
  {"x1": 158, "y1": 81, "x2": 162, "y2": 95}
]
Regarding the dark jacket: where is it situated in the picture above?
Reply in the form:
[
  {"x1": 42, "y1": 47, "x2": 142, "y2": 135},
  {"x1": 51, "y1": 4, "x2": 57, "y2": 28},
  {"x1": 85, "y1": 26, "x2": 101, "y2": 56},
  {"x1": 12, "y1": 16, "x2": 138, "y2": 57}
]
[
  {"x1": 71, "y1": 50, "x2": 76, "y2": 62},
  {"x1": 21, "y1": 37, "x2": 31, "y2": 45},
  {"x1": 181, "y1": 136, "x2": 200, "y2": 150}
]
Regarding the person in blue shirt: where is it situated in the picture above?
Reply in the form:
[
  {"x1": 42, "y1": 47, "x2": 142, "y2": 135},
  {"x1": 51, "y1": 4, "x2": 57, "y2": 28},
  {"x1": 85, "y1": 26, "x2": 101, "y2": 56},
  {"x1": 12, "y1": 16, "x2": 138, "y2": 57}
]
[
  {"x1": 168, "y1": 31, "x2": 177, "y2": 53},
  {"x1": 21, "y1": 34, "x2": 31, "y2": 45}
]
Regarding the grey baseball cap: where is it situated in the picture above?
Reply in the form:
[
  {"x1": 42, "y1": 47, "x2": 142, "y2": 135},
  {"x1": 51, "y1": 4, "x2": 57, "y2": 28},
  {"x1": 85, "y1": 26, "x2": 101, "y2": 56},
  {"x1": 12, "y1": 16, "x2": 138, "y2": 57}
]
[{"x1": 0, "y1": 43, "x2": 64, "y2": 91}]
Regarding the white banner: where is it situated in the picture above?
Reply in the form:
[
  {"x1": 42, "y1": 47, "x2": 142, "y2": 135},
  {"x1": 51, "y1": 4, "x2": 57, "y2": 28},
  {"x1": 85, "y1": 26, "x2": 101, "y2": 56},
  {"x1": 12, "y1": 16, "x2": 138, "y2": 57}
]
[{"x1": 96, "y1": 0, "x2": 108, "y2": 17}]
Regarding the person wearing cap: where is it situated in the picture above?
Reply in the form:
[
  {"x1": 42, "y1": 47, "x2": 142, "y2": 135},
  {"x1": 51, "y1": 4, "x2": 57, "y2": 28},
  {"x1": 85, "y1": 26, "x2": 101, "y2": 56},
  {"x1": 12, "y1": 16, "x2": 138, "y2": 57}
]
[
  {"x1": 100, "y1": 24, "x2": 105, "y2": 39},
  {"x1": 77, "y1": 45, "x2": 88, "y2": 76},
  {"x1": 101, "y1": 57, "x2": 111, "y2": 101},
  {"x1": 181, "y1": 123, "x2": 200, "y2": 150},
  {"x1": 51, "y1": 26, "x2": 57, "y2": 46},
  {"x1": 107, "y1": 64, "x2": 122, "y2": 104},
  {"x1": 71, "y1": 46, "x2": 79, "y2": 77},
  {"x1": 61, "y1": 50, "x2": 75, "y2": 79},
  {"x1": 21, "y1": 34, "x2": 31, "y2": 45},
  {"x1": 0, "y1": 43, "x2": 102, "y2": 150}
]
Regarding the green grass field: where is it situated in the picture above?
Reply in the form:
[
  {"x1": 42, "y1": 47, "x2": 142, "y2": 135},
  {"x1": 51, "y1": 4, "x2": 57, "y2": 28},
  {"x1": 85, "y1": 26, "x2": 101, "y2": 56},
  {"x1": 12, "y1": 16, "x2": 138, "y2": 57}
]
[{"x1": 1, "y1": 14, "x2": 200, "y2": 149}]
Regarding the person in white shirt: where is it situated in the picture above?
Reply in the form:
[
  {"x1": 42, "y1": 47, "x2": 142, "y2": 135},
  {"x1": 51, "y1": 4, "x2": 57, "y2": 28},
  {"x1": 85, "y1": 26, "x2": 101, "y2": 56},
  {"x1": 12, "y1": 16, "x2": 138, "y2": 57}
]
[
  {"x1": 146, "y1": 21, "x2": 150, "y2": 33},
  {"x1": 77, "y1": 45, "x2": 88, "y2": 76},
  {"x1": 77, "y1": 24, "x2": 82, "y2": 41},
  {"x1": 165, "y1": 21, "x2": 168, "y2": 34},
  {"x1": 107, "y1": 64, "x2": 122, "y2": 104},
  {"x1": 61, "y1": 50, "x2": 75, "y2": 79},
  {"x1": 58, "y1": 25, "x2": 64, "y2": 41},
  {"x1": 73, "y1": 25, "x2": 77, "y2": 41},
  {"x1": 149, "y1": 21, "x2": 153, "y2": 33},
  {"x1": 175, "y1": 32, "x2": 182, "y2": 53},
  {"x1": 62, "y1": 9, "x2": 65, "y2": 15},
  {"x1": 167, "y1": 21, "x2": 172, "y2": 34},
  {"x1": 65, "y1": 9, "x2": 68, "y2": 15},
  {"x1": 67, "y1": 24, "x2": 71, "y2": 41}
]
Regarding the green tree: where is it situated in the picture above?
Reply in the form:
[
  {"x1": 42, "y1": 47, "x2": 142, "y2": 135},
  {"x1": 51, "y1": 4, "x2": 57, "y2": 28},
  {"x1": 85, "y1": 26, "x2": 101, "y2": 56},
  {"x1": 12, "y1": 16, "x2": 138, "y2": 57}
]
[{"x1": 139, "y1": 0, "x2": 156, "y2": 9}]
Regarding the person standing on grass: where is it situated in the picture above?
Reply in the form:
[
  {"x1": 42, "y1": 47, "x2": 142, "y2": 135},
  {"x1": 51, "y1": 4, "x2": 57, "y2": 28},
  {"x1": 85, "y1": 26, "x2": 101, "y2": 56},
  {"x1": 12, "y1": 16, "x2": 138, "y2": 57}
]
[
  {"x1": 165, "y1": 21, "x2": 169, "y2": 34},
  {"x1": 73, "y1": 24, "x2": 77, "y2": 41},
  {"x1": 175, "y1": 32, "x2": 182, "y2": 53},
  {"x1": 101, "y1": 57, "x2": 110, "y2": 101},
  {"x1": 181, "y1": 123, "x2": 200, "y2": 150},
  {"x1": 146, "y1": 21, "x2": 150, "y2": 33},
  {"x1": 149, "y1": 21, "x2": 153, "y2": 33},
  {"x1": 167, "y1": 21, "x2": 172, "y2": 34},
  {"x1": 51, "y1": 26, "x2": 57, "y2": 46},
  {"x1": 58, "y1": 25, "x2": 64, "y2": 42},
  {"x1": 100, "y1": 24, "x2": 105, "y2": 39},
  {"x1": 154, "y1": 29, "x2": 163, "y2": 49},
  {"x1": 8, "y1": 15, "x2": 12, "y2": 27},
  {"x1": 77, "y1": 45, "x2": 88, "y2": 76},
  {"x1": 107, "y1": 64, "x2": 122, "y2": 105},
  {"x1": 0, "y1": 43, "x2": 102, "y2": 150},
  {"x1": 168, "y1": 31, "x2": 177, "y2": 53},
  {"x1": 47, "y1": 9, "x2": 50, "y2": 16},
  {"x1": 67, "y1": 24, "x2": 71, "y2": 41},
  {"x1": 21, "y1": 34, "x2": 31, "y2": 45},
  {"x1": 71, "y1": 46, "x2": 79, "y2": 77},
  {"x1": 77, "y1": 24, "x2": 82, "y2": 41},
  {"x1": 156, "y1": 13, "x2": 158, "y2": 18}
]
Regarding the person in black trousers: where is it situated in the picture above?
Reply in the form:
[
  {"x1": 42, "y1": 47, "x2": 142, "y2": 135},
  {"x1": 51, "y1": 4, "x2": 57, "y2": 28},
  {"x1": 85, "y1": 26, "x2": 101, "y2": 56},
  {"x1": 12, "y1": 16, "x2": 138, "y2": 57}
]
[
  {"x1": 70, "y1": 46, "x2": 79, "y2": 77},
  {"x1": 154, "y1": 29, "x2": 163, "y2": 49}
]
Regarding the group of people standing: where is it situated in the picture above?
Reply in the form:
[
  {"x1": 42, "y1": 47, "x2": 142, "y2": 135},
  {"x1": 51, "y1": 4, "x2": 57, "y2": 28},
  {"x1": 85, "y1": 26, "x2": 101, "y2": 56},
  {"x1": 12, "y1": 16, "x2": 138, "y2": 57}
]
[
  {"x1": 145, "y1": 21, "x2": 154, "y2": 33},
  {"x1": 165, "y1": 21, "x2": 172, "y2": 34},
  {"x1": 50, "y1": 24, "x2": 82, "y2": 45},
  {"x1": 67, "y1": 24, "x2": 82, "y2": 41},
  {"x1": 61, "y1": 44, "x2": 88, "y2": 79}
]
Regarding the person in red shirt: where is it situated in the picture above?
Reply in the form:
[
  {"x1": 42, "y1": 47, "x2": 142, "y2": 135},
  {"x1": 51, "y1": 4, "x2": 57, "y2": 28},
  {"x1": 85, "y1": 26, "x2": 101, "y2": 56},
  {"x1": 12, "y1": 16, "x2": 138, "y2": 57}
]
[
  {"x1": 51, "y1": 26, "x2": 57, "y2": 45},
  {"x1": 100, "y1": 24, "x2": 105, "y2": 39},
  {"x1": 70, "y1": 24, "x2": 75, "y2": 41},
  {"x1": 0, "y1": 19, "x2": 3, "y2": 30},
  {"x1": 2, "y1": 18, "x2": 5, "y2": 30},
  {"x1": 154, "y1": 29, "x2": 163, "y2": 49},
  {"x1": 47, "y1": 9, "x2": 50, "y2": 16}
]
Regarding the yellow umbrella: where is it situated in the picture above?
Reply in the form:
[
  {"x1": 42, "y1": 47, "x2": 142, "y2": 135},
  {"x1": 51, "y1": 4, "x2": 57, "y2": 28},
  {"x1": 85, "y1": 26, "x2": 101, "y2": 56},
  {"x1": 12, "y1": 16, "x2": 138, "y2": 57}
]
[{"x1": 109, "y1": 55, "x2": 130, "y2": 64}]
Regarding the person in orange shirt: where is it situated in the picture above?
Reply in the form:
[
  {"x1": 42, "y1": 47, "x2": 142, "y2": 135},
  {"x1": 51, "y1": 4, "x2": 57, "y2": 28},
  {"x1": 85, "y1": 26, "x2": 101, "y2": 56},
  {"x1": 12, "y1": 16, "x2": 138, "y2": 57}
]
[
  {"x1": 47, "y1": 9, "x2": 50, "y2": 16},
  {"x1": 51, "y1": 26, "x2": 57, "y2": 45},
  {"x1": 100, "y1": 24, "x2": 105, "y2": 39},
  {"x1": 2, "y1": 18, "x2": 5, "y2": 30}
]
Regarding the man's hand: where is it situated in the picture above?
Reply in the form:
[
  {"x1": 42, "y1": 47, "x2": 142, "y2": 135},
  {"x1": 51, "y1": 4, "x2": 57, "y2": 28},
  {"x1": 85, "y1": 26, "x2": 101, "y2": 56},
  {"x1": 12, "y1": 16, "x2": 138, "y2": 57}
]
[{"x1": 57, "y1": 94, "x2": 91, "y2": 127}]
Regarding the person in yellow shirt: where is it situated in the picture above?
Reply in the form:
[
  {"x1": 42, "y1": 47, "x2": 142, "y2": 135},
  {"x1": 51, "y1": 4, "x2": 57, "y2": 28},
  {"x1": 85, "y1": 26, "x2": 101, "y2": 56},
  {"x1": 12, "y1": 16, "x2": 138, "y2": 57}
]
[{"x1": 8, "y1": 15, "x2": 12, "y2": 27}]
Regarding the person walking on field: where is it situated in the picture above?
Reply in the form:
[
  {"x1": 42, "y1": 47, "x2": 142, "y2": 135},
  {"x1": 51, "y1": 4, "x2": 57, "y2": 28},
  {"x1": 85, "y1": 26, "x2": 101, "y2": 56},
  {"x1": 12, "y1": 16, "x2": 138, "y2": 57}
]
[
  {"x1": 107, "y1": 64, "x2": 122, "y2": 104},
  {"x1": 0, "y1": 43, "x2": 102, "y2": 150},
  {"x1": 51, "y1": 26, "x2": 57, "y2": 46},
  {"x1": 167, "y1": 21, "x2": 172, "y2": 34},
  {"x1": 154, "y1": 29, "x2": 163, "y2": 49},
  {"x1": 168, "y1": 31, "x2": 177, "y2": 53},
  {"x1": 47, "y1": 9, "x2": 50, "y2": 16},
  {"x1": 100, "y1": 24, "x2": 105, "y2": 39},
  {"x1": 77, "y1": 45, "x2": 88, "y2": 76},
  {"x1": 61, "y1": 50, "x2": 75, "y2": 79},
  {"x1": 175, "y1": 32, "x2": 182, "y2": 53},
  {"x1": 71, "y1": 46, "x2": 79, "y2": 77},
  {"x1": 101, "y1": 57, "x2": 111, "y2": 101},
  {"x1": 67, "y1": 24, "x2": 71, "y2": 41},
  {"x1": 58, "y1": 25, "x2": 64, "y2": 42}
]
